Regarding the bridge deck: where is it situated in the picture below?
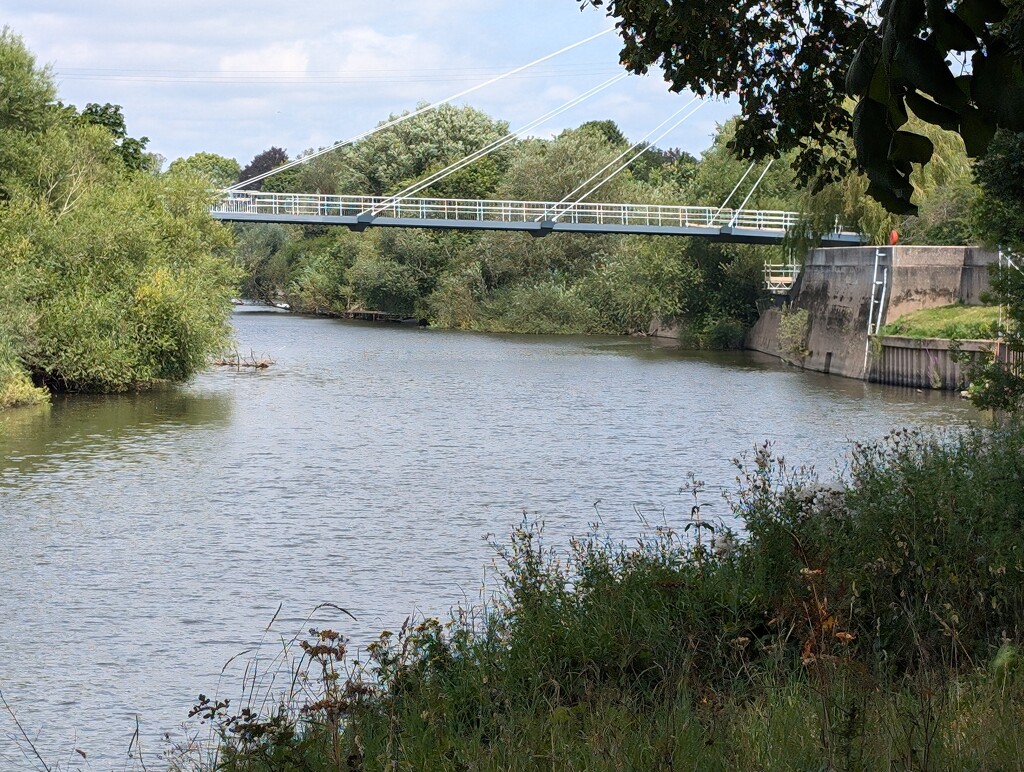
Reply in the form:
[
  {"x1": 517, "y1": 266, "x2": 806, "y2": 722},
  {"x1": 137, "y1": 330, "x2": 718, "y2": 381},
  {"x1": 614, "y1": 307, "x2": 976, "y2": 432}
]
[{"x1": 211, "y1": 191, "x2": 863, "y2": 246}]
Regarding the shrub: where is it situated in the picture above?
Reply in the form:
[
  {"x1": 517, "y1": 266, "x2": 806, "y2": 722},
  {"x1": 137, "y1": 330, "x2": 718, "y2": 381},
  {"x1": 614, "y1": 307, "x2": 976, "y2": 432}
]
[
  {"x1": 778, "y1": 306, "x2": 811, "y2": 362},
  {"x1": 185, "y1": 422, "x2": 1024, "y2": 770},
  {"x1": 476, "y1": 281, "x2": 606, "y2": 334}
]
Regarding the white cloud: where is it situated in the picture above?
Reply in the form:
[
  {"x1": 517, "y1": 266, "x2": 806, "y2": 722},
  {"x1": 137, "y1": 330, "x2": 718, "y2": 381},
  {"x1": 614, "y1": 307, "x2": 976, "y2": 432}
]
[
  {"x1": 220, "y1": 44, "x2": 311, "y2": 76},
  {"x1": 5, "y1": 0, "x2": 737, "y2": 168}
]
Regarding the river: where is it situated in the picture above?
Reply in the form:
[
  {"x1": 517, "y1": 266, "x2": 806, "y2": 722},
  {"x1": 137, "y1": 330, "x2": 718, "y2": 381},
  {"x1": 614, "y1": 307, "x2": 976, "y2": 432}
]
[{"x1": 0, "y1": 308, "x2": 980, "y2": 770}]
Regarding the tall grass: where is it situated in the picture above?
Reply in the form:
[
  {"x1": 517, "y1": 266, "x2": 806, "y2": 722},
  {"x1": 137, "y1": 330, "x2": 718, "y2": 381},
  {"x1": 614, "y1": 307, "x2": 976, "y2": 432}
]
[{"x1": 176, "y1": 421, "x2": 1024, "y2": 771}]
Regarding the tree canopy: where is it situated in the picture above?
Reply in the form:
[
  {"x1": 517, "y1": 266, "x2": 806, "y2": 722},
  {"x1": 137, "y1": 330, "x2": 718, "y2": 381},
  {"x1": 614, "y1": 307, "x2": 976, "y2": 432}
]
[
  {"x1": 0, "y1": 28, "x2": 237, "y2": 406},
  {"x1": 238, "y1": 146, "x2": 289, "y2": 190},
  {"x1": 78, "y1": 102, "x2": 152, "y2": 171},
  {"x1": 581, "y1": 0, "x2": 1024, "y2": 213},
  {"x1": 168, "y1": 151, "x2": 241, "y2": 189}
]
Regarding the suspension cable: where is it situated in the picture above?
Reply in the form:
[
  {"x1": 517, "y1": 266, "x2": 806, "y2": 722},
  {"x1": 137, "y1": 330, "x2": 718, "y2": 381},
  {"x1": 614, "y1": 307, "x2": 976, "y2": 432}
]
[
  {"x1": 543, "y1": 98, "x2": 704, "y2": 221},
  {"x1": 226, "y1": 28, "x2": 615, "y2": 192},
  {"x1": 729, "y1": 159, "x2": 774, "y2": 226},
  {"x1": 552, "y1": 101, "x2": 707, "y2": 220},
  {"x1": 364, "y1": 72, "x2": 629, "y2": 214},
  {"x1": 713, "y1": 161, "x2": 755, "y2": 220}
]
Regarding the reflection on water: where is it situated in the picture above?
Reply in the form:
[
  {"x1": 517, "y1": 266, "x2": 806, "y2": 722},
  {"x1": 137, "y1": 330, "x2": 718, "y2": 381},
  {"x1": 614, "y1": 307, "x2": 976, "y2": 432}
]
[
  {"x1": 1, "y1": 391, "x2": 232, "y2": 479},
  {"x1": 0, "y1": 309, "x2": 980, "y2": 769}
]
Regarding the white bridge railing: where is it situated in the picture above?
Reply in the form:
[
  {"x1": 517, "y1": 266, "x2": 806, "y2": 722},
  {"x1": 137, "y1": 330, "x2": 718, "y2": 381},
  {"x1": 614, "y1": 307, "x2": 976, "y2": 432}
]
[
  {"x1": 764, "y1": 262, "x2": 801, "y2": 293},
  {"x1": 212, "y1": 190, "x2": 849, "y2": 234}
]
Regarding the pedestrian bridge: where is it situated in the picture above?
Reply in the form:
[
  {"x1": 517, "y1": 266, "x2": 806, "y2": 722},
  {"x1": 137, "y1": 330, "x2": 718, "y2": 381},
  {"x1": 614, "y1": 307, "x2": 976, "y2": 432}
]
[{"x1": 211, "y1": 190, "x2": 863, "y2": 246}]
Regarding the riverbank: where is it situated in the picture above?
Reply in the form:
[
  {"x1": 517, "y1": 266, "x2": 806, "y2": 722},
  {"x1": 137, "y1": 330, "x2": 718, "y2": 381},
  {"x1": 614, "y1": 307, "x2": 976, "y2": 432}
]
[
  {"x1": 181, "y1": 419, "x2": 1024, "y2": 770},
  {"x1": 0, "y1": 311, "x2": 981, "y2": 769}
]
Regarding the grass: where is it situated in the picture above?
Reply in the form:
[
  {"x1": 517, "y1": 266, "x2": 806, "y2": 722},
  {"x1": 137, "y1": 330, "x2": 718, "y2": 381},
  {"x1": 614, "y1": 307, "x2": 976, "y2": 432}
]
[
  {"x1": 174, "y1": 421, "x2": 1024, "y2": 771},
  {"x1": 879, "y1": 303, "x2": 1002, "y2": 340}
]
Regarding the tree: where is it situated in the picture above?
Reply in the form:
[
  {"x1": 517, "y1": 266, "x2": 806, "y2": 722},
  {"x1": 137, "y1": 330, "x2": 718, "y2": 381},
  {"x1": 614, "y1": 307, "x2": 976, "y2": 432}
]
[
  {"x1": 972, "y1": 129, "x2": 1024, "y2": 251},
  {"x1": 630, "y1": 146, "x2": 698, "y2": 190},
  {"x1": 580, "y1": 0, "x2": 870, "y2": 191},
  {"x1": 79, "y1": 102, "x2": 152, "y2": 171},
  {"x1": 961, "y1": 129, "x2": 1024, "y2": 412},
  {"x1": 0, "y1": 29, "x2": 237, "y2": 401},
  {"x1": 498, "y1": 125, "x2": 631, "y2": 203},
  {"x1": 0, "y1": 26, "x2": 58, "y2": 201},
  {"x1": 581, "y1": 0, "x2": 1024, "y2": 213},
  {"x1": 577, "y1": 119, "x2": 628, "y2": 147},
  {"x1": 168, "y1": 151, "x2": 241, "y2": 188},
  {"x1": 345, "y1": 103, "x2": 510, "y2": 197},
  {"x1": 238, "y1": 147, "x2": 289, "y2": 190}
]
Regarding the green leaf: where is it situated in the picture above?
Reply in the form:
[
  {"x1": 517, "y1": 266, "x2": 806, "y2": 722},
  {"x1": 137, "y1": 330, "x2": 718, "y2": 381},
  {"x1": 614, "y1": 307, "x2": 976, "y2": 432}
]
[
  {"x1": 972, "y1": 51, "x2": 1024, "y2": 131},
  {"x1": 905, "y1": 91, "x2": 961, "y2": 130},
  {"x1": 888, "y1": 92, "x2": 910, "y2": 129},
  {"x1": 955, "y1": 0, "x2": 1008, "y2": 33},
  {"x1": 847, "y1": 36, "x2": 881, "y2": 96},
  {"x1": 853, "y1": 98, "x2": 895, "y2": 173},
  {"x1": 960, "y1": 106, "x2": 997, "y2": 156},
  {"x1": 889, "y1": 130, "x2": 935, "y2": 164},
  {"x1": 927, "y1": 1, "x2": 979, "y2": 51},
  {"x1": 889, "y1": 0, "x2": 927, "y2": 36},
  {"x1": 895, "y1": 36, "x2": 968, "y2": 109}
]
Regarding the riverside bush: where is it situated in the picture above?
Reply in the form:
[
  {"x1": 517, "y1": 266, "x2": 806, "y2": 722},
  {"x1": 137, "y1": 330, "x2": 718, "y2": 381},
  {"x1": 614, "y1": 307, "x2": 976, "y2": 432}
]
[
  {"x1": 0, "y1": 30, "x2": 238, "y2": 399},
  {"x1": 182, "y1": 421, "x2": 1024, "y2": 770}
]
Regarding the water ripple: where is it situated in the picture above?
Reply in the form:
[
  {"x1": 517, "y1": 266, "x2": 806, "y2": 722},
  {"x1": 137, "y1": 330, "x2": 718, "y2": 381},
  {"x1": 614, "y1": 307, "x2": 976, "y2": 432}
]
[{"x1": 0, "y1": 310, "x2": 979, "y2": 769}]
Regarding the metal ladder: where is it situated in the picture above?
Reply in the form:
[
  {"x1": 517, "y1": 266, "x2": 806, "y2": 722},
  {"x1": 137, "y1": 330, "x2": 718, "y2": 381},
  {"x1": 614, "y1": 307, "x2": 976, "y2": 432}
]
[{"x1": 863, "y1": 248, "x2": 890, "y2": 375}]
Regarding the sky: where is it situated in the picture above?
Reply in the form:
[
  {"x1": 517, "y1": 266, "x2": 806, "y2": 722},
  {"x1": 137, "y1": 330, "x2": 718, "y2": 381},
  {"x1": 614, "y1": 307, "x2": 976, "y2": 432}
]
[{"x1": 5, "y1": 2, "x2": 738, "y2": 169}]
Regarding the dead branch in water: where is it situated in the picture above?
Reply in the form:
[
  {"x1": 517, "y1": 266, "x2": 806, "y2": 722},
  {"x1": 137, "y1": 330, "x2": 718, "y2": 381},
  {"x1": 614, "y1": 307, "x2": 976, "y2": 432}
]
[{"x1": 213, "y1": 349, "x2": 274, "y2": 370}]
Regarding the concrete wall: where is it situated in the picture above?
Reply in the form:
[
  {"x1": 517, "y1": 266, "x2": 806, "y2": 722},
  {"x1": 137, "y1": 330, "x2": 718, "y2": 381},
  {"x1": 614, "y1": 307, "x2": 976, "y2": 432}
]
[
  {"x1": 886, "y1": 246, "x2": 994, "y2": 318},
  {"x1": 745, "y1": 246, "x2": 997, "y2": 385},
  {"x1": 960, "y1": 248, "x2": 996, "y2": 305}
]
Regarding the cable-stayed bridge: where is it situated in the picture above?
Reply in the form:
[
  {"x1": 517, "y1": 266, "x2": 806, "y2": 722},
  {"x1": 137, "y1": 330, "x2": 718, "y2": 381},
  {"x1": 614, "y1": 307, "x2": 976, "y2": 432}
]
[
  {"x1": 212, "y1": 29, "x2": 865, "y2": 247},
  {"x1": 211, "y1": 191, "x2": 862, "y2": 246}
]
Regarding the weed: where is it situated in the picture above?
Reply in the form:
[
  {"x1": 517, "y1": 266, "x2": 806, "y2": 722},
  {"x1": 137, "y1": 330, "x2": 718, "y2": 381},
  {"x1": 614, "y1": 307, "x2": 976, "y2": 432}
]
[{"x1": 184, "y1": 421, "x2": 1024, "y2": 770}]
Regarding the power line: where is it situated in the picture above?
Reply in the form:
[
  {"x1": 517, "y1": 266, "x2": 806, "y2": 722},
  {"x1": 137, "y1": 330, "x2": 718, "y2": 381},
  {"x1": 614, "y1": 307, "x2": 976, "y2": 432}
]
[
  {"x1": 56, "y1": 70, "x2": 624, "y2": 86},
  {"x1": 55, "y1": 61, "x2": 617, "y2": 76}
]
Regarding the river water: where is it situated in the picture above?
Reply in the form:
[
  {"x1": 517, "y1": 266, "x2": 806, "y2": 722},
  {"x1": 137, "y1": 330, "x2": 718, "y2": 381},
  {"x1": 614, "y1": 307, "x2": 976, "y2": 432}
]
[{"x1": 0, "y1": 308, "x2": 979, "y2": 770}]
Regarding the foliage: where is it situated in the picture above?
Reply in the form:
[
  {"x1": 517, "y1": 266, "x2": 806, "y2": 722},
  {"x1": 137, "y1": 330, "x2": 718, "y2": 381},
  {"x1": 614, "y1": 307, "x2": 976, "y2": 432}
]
[
  {"x1": 579, "y1": 0, "x2": 871, "y2": 191},
  {"x1": 961, "y1": 261, "x2": 1024, "y2": 411},
  {"x1": 342, "y1": 103, "x2": 510, "y2": 198},
  {"x1": 0, "y1": 26, "x2": 57, "y2": 199},
  {"x1": 582, "y1": 0, "x2": 1024, "y2": 215},
  {"x1": 795, "y1": 114, "x2": 980, "y2": 246},
  {"x1": 234, "y1": 223, "x2": 295, "y2": 303},
  {"x1": 498, "y1": 125, "x2": 630, "y2": 203},
  {"x1": 169, "y1": 152, "x2": 242, "y2": 189},
  {"x1": 476, "y1": 280, "x2": 606, "y2": 334},
  {"x1": 973, "y1": 129, "x2": 1024, "y2": 253},
  {"x1": 964, "y1": 130, "x2": 1024, "y2": 413},
  {"x1": 226, "y1": 112, "x2": 800, "y2": 343},
  {"x1": 237, "y1": 147, "x2": 289, "y2": 191},
  {"x1": 880, "y1": 303, "x2": 1001, "y2": 339},
  {"x1": 187, "y1": 422, "x2": 1024, "y2": 771},
  {"x1": 0, "y1": 29, "x2": 237, "y2": 401},
  {"x1": 577, "y1": 239, "x2": 698, "y2": 334},
  {"x1": 0, "y1": 330, "x2": 47, "y2": 409},
  {"x1": 778, "y1": 306, "x2": 812, "y2": 362},
  {"x1": 78, "y1": 102, "x2": 152, "y2": 172}
]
